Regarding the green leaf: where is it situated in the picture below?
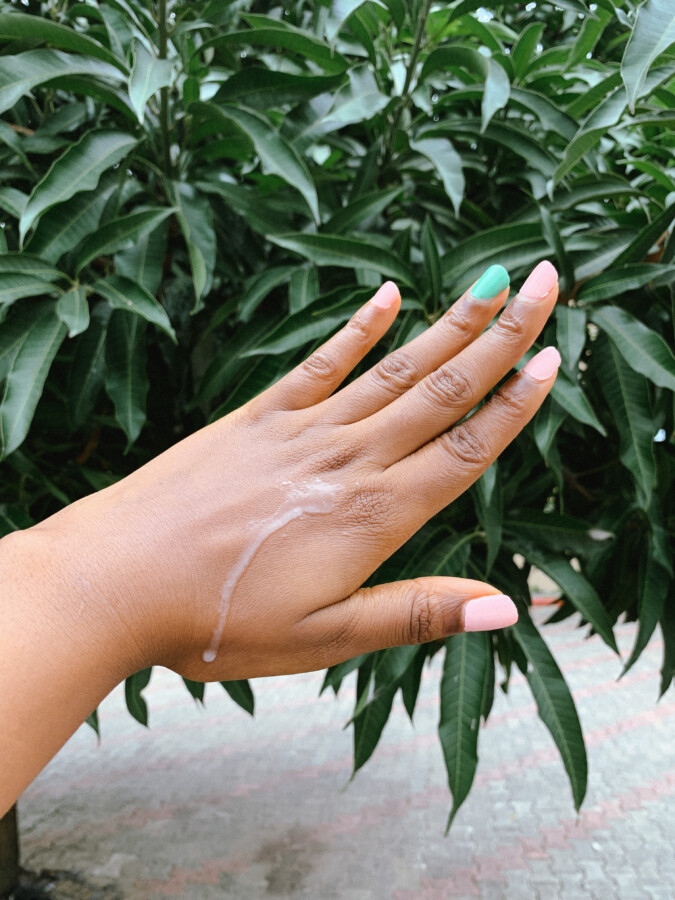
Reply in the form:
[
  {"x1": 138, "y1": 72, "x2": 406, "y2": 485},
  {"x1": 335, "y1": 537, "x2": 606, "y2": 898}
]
[
  {"x1": 512, "y1": 606, "x2": 587, "y2": 811},
  {"x1": 192, "y1": 103, "x2": 319, "y2": 224},
  {"x1": 555, "y1": 306, "x2": 586, "y2": 377},
  {"x1": 114, "y1": 214, "x2": 169, "y2": 298},
  {"x1": 321, "y1": 654, "x2": 369, "y2": 696},
  {"x1": 0, "y1": 253, "x2": 67, "y2": 282},
  {"x1": 170, "y1": 181, "x2": 216, "y2": 313},
  {"x1": 196, "y1": 178, "x2": 293, "y2": 237},
  {"x1": 0, "y1": 12, "x2": 125, "y2": 71},
  {"x1": 24, "y1": 174, "x2": 118, "y2": 264},
  {"x1": 504, "y1": 510, "x2": 613, "y2": 557},
  {"x1": 104, "y1": 310, "x2": 148, "y2": 450},
  {"x1": 352, "y1": 681, "x2": 396, "y2": 774},
  {"x1": 421, "y1": 216, "x2": 442, "y2": 307},
  {"x1": 75, "y1": 208, "x2": 175, "y2": 276},
  {"x1": 324, "y1": 186, "x2": 403, "y2": 234},
  {"x1": 590, "y1": 306, "x2": 675, "y2": 391},
  {"x1": 68, "y1": 302, "x2": 111, "y2": 429},
  {"x1": 57, "y1": 284, "x2": 89, "y2": 337},
  {"x1": 481, "y1": 58, "x2": 510, "y2": 134},
  {"x1": 513, "y1": 541, "x2": 618, "y2": 654},
  {"x1": 548, "y1": 366, "x2": 606, "y2": 436},
  {"x1": 0, "y1": 301, "x2": 67, "y2": 459},
  {"x1": 594, "y1": 337, "x2": 656, "y2": 509},
  {"x1": 182, "y1": 677, "x2": 205, "y2": 704},
  {"x1": 409, "y1": 136, "x2": 465, "y2": 219},
  {"x1": 439, "y1": 632, "x2": 490, "y2": 831},
  {"x1": 197, "y1": 18, "x2": 349, "y2": 74},
  {"x1": 0, "y1": 273, "x2": 60, "y2": 309},
  {"x1": 128, "y1": 39, "x2": 174, "y2": 123},
  {"x1": 220, "y1": 679, "x2": 255, "y2": 715},
  {"x1": 0, "y1": 186, "x2": 28, "y2": 220},
  {"x1": 124, "y1": 667, "x2": 152, "y2": 726},
  {"x1": 621, "y1": 0, "x2": 675, "y2": 114},
  {"x1": 216, "y1": 68, "x2": 344, "y2": 109},
  {"x1": 659, "y1": 596, "x2": 675, "y2": 698},
  {"x1": 576, "y1": 263, "x2": 675, "y2": 305},
  {"x1": 622, "y1": 540, "x2": 668, "y2": 676},
  {"x1": 238, "y1": 266, "x2": 297, "y2": 323},
  {"x1": 241, "y1": 295, "x2": 361, "y2": 357},
  {"x1": 85, "y1": 709, "x2": 100, "y2": 738},
  {"x1": 289, "y1": 267, "x2": 319, "y2": 315},
  {"x1": 0, "y1": 49, "x2": 124, "y2": 117},
  {"x1": 473, "y1": 462, "x2": 502, "y2": 574},
  {"x1": 0, "y1": 503, "x2": 32, "y2": 536},
  {"x1": 20, "y1": 130, "x2": 138, "y2": 244},
  {"x1": 533, "y1": 397, "x2": 567, "y2": 463},
  {"x1": 92, "y1": 274, "x2": 175, "y2": 343},
  {"x1": 267, "y1": 233, "x2": 415, "y2": 286},
  {"x1": 511, "y1": 22, "x2": 545, "y2": 79}
]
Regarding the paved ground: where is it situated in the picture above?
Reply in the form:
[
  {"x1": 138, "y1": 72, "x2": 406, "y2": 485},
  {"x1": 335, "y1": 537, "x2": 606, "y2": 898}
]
[{"x1": 17, "y1": 607, "x2": 674, "y2": 899}]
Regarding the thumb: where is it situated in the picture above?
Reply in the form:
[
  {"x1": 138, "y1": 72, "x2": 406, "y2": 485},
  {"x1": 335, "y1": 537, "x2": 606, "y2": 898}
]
[{"x1": 304, "y1": 577, "x2": 519, "y2": 663}]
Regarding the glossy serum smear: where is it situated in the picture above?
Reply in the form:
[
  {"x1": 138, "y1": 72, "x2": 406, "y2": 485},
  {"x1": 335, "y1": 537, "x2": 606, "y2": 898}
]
[{"x1": 203, "y1": 477, "x2": 343, "y2": 663}]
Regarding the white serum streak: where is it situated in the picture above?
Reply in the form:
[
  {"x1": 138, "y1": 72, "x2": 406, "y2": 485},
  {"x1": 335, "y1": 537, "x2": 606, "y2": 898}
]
[{"x1": 202, "y1": 477, "x2": 343, "y2": 663}]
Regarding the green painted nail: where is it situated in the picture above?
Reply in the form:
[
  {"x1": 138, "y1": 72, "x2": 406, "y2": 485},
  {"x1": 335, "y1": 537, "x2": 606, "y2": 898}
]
[{"x1": 471, "y1": 264, "x2": 510, "y2": 300}]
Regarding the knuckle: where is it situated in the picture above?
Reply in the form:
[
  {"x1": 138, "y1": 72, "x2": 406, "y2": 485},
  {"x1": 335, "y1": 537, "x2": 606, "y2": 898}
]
[
  {"x1": 372, "y1": 351, "x2": 421, "y2": 396},
  {"x1": 440, "y1": 425, "x2": 491, "y2": 467},
  {"x1": 492, "y1": 383, "x2": 528, "y2": 418},
  {"x1": 301, "y1": 349, "x2": 339, "y2": 383},
  {"x1": 492, "y1": 306, "x2": 528, "y2": 345},
  {"x1": 442, "y1": 302, "x2": 475, "y2": 342},
  {"x1": 309, "y1": 439, "x2": 362, "y2": 472},
  {"x1": 424, "y1": 365, "x2": 472, "y2": 411},
  {"x1": 405, "y1": 585, "x2": 437, "y2": 644},
  {"x1": 346, "y1": 310, "x2": 372, "y2": 345}
]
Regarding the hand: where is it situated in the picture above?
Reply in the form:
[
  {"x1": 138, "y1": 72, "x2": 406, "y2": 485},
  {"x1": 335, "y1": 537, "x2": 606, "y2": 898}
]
[{"x1": 30, "y1": 261, "x2": 561, "y2": 682}]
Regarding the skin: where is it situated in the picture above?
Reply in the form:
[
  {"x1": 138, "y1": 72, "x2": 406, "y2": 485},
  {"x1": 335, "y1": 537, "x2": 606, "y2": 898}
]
[{"x1": 0, "y1": 266, "x2": 559, "y2": 814}]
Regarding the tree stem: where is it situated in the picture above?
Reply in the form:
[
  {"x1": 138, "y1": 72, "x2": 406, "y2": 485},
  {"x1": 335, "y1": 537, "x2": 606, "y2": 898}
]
[
  {"x1": 382, "y1": 0, "x2": 433, "y2": 170},
  {"x1": 158, "y1": 0, "x2": 172, "y2": 180}
]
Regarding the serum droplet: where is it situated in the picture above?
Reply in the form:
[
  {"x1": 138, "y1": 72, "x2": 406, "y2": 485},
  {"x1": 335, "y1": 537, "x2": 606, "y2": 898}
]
[{"x1": 202, "y1": 649, "x2": 217, "y2": 663}]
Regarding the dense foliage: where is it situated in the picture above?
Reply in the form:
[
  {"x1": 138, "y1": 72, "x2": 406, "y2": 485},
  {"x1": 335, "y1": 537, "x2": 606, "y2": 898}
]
[{"x1": 0, "y1": 0, "x2": 673, "y2": 828}]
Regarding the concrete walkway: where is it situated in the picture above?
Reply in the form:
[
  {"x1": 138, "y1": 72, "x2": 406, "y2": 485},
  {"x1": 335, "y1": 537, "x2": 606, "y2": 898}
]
[{"x1": 18, "y1": 608, "x2": 674, "y2": 899}]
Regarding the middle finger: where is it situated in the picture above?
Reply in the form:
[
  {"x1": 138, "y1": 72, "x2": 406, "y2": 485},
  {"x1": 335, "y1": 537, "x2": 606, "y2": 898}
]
[{"x1": 360, "y1": 260, "x2": 559, "y2": 467}]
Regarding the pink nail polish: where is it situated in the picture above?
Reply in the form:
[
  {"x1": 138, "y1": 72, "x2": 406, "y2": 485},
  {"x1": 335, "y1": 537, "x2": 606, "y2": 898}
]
[
  {"x1": 519, "y1": 260, "x2": 558, "y2": 300},
  {"x1": 523, "y1": 346, "x2": 562, "y2": 382},
  {"x1": 463, "y1": 594, "x2": 518, "y2": 632},
  {"x1": 369, "y1": 281, "x2": 400, "y2": 309}
]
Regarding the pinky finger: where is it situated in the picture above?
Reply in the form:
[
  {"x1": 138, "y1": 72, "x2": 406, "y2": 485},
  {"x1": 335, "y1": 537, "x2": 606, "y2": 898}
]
[{"x1": 256, "y1": 281, "x2": 401, "y2": 413}]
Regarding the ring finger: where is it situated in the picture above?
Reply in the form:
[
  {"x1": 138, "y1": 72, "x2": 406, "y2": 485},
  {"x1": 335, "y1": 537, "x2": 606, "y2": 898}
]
[{"x1": 361, "y1": 260, "x2": 559, "y2": 467}]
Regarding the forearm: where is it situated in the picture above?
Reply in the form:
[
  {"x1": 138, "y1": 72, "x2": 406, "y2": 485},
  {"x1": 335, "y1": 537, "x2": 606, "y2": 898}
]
[{"x1": 0, "y1": 524, "x2": 144, "y2": 816}]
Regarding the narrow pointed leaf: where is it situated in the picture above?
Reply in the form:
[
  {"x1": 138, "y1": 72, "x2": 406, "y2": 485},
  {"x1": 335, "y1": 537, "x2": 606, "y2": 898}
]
[
  {"x1": 0, "y1": 302, "x2": 67, "y2": 458},
  {"x1": 621, "y1": 0, "x2": 675, "y2": 114},
  {"x1": 220, "y1": 680, "x2": 255, "y2": 715},
  {"x1": 20, "y1": 130, "x2": 137, "y2": 243},
  {"x1": 0, "y1": 12, "x2": 124, "y2": 71},
  {"x1": 594, "y1": 337, "x2": 656, "y2": 508},
  {"x1": 409, "y1": 137, "x2": 464, "y2": 218},
  {"x1": 74, "y1": 208, "x2": 175, "y2": 275},
  {"x1": 0, "y1": 49, "x2": 124, "y2": 117},
  {"x1": 556, "y1": 306, "x2": 587, "y2": 377},
  {"x1": 68, "y1": 302, "x2": 111, "y2": 429},
  {"x1": 93, "y1": 274, "x2": 176, "y2": 342},
  {"x1": 128, "y1": 40, "x2": 174, "y2": 123},
  {"x1": 192, "y1": 102, "x2": 319, "y2": 224},
  {"x1": 104, "y1": 311, "x2": 148, "y2": 449},
  {"x1": 591, "y1": 306, "x2": 675, "y2": 391},
  {"x1": 124, "y1": 667, "x2": 152, "y2": 726},
  {"x1": 57, "y1": 284, "x2": 89, "y2": 337},
  {"x1": 267, "y1": 233, "x2": 415, "y2": 286},
  {"x1": 439, "y1": 632, "x2": 490, "y2": 830},
  {"x1": 170, "y1": 181, "x2": 216, "y2": 313},
  {"x1": 512, "y1": 607, "x2": 587, "y2": 811}
]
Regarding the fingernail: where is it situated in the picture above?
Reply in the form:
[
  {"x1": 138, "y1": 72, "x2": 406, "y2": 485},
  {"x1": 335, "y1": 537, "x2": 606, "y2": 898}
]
[
  {"x1": 519, "y1": 260, "x2": 558, "y2": 300},
  {"x1": 463, "y1": 594, "x2": 518, "y2": 632},
  {"x1": 471, "y1": 264, "x2": 510, "y2": 300},
  {"x1": 523, "y1": 346, "x2": 562, "y2": 382},
  {"x1": 370, "y1": 281, "x2": 400, "y2": 309}
]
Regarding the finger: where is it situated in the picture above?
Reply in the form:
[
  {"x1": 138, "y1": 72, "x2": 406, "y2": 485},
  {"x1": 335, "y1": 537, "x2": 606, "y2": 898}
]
[
  {"x1": 388, "y1": 346, "x2": 561, "y2": 522},
  {"x1": 322, "y1": 265, "x2": 510, "y2": 425},
  {"x1": 363, "y1": 261, "x2": 559, "y2": 466},
  {"x1": 256, "y1": 281, "x2": 400, "y2": 412},
  {"x1": 298, "y1": 577, "x2": 517, "y2": 662}
]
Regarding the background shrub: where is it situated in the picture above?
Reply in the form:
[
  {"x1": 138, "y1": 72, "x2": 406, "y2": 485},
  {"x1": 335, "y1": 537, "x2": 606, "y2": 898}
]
[{"x1": 0, "y1": 0, "x2": 673, "y2": 828}]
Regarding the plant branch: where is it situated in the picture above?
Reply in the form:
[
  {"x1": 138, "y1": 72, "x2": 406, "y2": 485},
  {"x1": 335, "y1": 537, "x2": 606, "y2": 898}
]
[
  {"x1": 382, "y1": 0, "x2": 433, "y2": 170},
  {"x1": 158, "y1": 0, "x2": 172, "y2": 180}
]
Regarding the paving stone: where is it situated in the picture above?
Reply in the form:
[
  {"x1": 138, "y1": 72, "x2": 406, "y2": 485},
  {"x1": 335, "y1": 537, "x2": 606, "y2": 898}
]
[{"x1": 15, "y1": 614, "x2": 673, "y2": 899}]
